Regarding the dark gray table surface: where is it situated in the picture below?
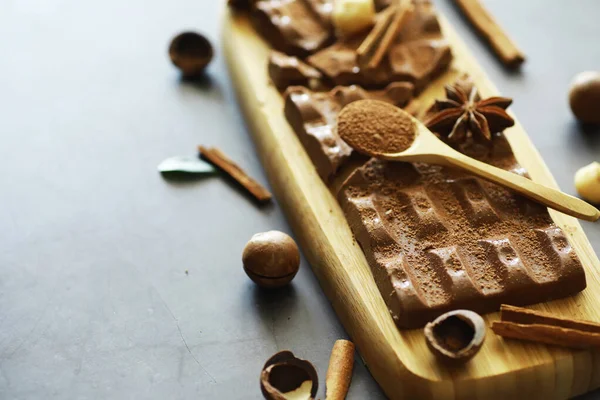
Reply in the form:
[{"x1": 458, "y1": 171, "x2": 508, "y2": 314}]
[{"x1": 0, "y1": 0, "x2": 598, "y2": 399}]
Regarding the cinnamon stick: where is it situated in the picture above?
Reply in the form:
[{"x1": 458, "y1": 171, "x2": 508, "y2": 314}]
[
  {"x1": 198, "y1": 146, "x2": 272, "y2": 203},
  {"x1": 453, "y1": 0, "x2": 525, "y2": 68},
  {"x1": 491, "y1": 305, "x2": 600, "y2": 348},
  {"x1": 356, "y1": 5, "x2": 396, "y2": 68},
  {"x1": 325, "y1": 340, "x2": 355, "y2": 400},
  {"x1": 357, "y1": 0, "x2": 412, "y2": 70}
]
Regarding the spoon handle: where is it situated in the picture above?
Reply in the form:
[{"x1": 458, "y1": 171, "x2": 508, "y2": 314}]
[{"x1": 443, "y1": 153, "x2": 600, "y2": 222}]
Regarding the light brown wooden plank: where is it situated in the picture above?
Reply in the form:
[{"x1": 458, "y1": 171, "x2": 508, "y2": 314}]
[{"x1": 222, "y1": 5, "x2": 600, "y2": 399}]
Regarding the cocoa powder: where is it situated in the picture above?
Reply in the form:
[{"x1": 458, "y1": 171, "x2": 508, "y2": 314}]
[{"x1": 338, "y1": 100, "x2": 416, "y2": 156}]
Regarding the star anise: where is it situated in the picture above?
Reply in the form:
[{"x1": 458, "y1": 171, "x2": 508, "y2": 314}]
[{"x1": 424, "y1": 83, "x2": 515, "y2": 143}]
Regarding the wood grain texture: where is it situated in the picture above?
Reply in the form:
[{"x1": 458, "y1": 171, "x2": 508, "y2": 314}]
[{"x1": 222, "y1": 7, "x2": 600, "y2": 399}]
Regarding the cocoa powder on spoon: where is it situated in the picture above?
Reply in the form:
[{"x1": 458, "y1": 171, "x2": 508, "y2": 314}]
[{"x1": 337, "y1": 100, "x2": 416, "y2": 156}]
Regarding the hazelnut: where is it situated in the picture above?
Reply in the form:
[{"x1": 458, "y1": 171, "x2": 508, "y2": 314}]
[
  {"x1": 243, "y1": 231, "x2": 300, "y2": 288},
  {"x1": 168, "y1": 31, "x2": 213, "y2": 77},
  {"x1": 569, "y1": 71, "x2": 600, "y2": 124},
  {"x1": 575, "y1": 162, "x2": 600, "y2": 204},
  {"x1": 332, "y1": 0, "x2": 375, "y2": 38},
  {"x1": 424, "y1": 310, "x2": 486, "y2": 364},
  {"x1": 260, "y1": 351, "x2": 318, "y2": 400}
]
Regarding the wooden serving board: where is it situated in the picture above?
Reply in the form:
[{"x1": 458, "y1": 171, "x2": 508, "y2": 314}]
[{"x1": 222, "y1": 7, "x2": 600, "y2": 399}]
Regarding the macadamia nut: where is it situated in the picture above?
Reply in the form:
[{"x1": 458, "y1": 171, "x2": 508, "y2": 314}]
[
  {"x1": 569, "y1": 71, "x2": 600, "y2": 125},
  {"x1": 242, "y1": 231, "x2": 300, "y2": 288},
  {"x1": 575, "y1": 162, "x2": 600, "y2": 204},
  {"x1": 332, "y1": 0, "x2": 375, "y2": 38}
]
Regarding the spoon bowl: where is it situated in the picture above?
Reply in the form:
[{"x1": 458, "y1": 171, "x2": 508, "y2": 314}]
[{"x1": 338, "y1": 100, "x2": 600, "y2": 222}]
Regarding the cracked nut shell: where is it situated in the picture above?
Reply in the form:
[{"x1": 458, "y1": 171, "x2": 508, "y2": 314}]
[
  {"x1": 260, "y1": 350, "x2": 318, "y2": 400},
  {"x1": 424, "y1": 310, "x2": 486, "y2": 364},
  {"x1": 243, "y1": 231, "x2": 300, "y2": 288},
  {"x1": 168, "y1": 31, "x2": 213, "y2": 77}
]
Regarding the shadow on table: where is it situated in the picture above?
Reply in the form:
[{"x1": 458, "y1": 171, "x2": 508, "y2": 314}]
[
  {"x1": 161, "y1": 170, "x2": 275, "y2": 211},
  {"x1": 251, "y1": 284, "x2": 300, "y2": 337},
  {"x1": 569, "y1": 121, "x2": 600, "y2": 147},
  {"x1": 160, "y1": 171, "x2": 215, "y2": 183},
  {"x1": 179, "y1": 73, "x2": 214, "y2": 91}
]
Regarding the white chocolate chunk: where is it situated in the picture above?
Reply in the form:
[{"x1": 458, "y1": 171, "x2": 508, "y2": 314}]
[
  {"x1": 332, "y1": 0, "x2": 375, "y2": 38},
  {"x1": 575, "y1": 162, "x2": 600, "y2": 203}
]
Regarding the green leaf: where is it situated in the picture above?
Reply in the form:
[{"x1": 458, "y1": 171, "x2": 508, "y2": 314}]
[{"x1": 158, "y1": 156, "x2": 216, "y2": 174}]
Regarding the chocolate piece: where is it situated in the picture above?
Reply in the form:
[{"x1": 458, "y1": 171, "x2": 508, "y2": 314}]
[
  {"x1": 268, "y1": 51, "x2": 324, "y2": 91},
  {"x1": 284, "y1": 82, "x2": 413, "y2": 181},
  {"x1": 307, "y1": 0, "x2": 452, "y2": 90},
  {"x1": 303, "y1": 0, "x2": 334, "y2": 25},
  {"x1": 338, "y1": 133, "x2": 586, "y2": 328},
  {"x1": 253, "y1": 0, "x2": 332, "y2": 56}
]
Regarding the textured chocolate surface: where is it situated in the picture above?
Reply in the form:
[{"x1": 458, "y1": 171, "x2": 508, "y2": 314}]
[
  {"x1": 307, "y1": 0, "x2": 452, "y2": 90},
  {"x1": 253, "y1": 0, "x2": 332, "y2": 56},
  {"x1": 338, "y1": 134, "x2": 586, "y2": 328},
  {"x1": 268, "y1": 51, "x2": 324, "y2": 91},
  {"x1": 284, "y1": 83, "x2": 413, "y2": 181},
  {"x1": 254, "y1": 0, "x2": 585, "y2": 329},
  {"x1": 302, "y1": 0, "x2": 333, "y2": 25}
]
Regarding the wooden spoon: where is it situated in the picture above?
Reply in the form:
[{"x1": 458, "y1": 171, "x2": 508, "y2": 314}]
[{"x1": 337, "y1": 100, "x2": 600, "y2": 222}]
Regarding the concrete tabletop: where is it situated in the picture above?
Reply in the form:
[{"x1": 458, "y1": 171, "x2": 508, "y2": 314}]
[{"x1": 1, "y1": 0, "x2": 598, "y2": 398}]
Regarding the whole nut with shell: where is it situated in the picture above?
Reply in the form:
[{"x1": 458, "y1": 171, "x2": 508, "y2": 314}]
[
  {"x1": 168, "y1": 31, "x2": 213, "y2": 77},
  {"x1": 243, "y1": 231, "x2": 300, "y2": 288},
  {"x1": 569, "y1": 71, "x2": 600, "y2": 125}
]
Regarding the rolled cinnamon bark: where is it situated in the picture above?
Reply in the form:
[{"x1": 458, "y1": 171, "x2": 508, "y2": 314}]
[{"x1": 325, "y1": 340, "x2": 355, "y2": 400}]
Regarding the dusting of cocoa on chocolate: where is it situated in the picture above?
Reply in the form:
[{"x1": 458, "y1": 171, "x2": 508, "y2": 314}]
[
  {"x1": 284, "y1": 84, "x2": 414, "y2": 181},
  {"x1": 338, "y1": 100, "x2": 416, "y2": 156},
  {"x1": 339, "y1": 131, "x2": 586, "y2": 327},
  {"x1": 337, "y1": 78, "x2": 586, "y2": 328}
]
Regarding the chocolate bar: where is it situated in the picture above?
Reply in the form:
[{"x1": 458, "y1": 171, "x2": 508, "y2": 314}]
[
  {"x1": 284, "y1": 83, "x2": 414, "y2": 181},
  {"x1": 338, "y1": 134, "x2": 586, "y2": 328}
]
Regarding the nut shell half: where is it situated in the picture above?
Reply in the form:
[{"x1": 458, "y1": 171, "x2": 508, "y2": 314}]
[
  {"x1": 424, "y1": 310, "x2": 486, "y2": 364},
  {"x1": 260, "y1": 350, "x2": 318, "y2": 400}
]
